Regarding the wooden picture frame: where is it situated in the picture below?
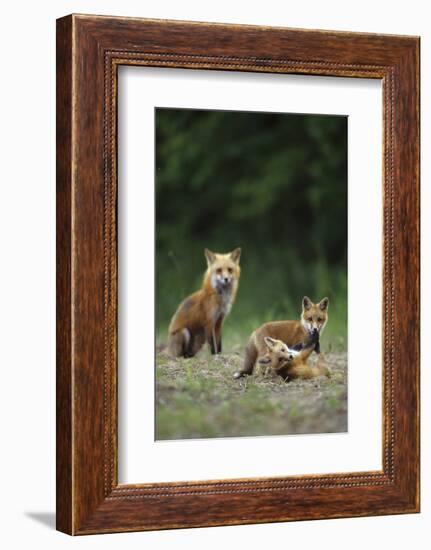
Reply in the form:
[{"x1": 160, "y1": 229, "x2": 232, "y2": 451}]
[{"x1": 56, "y1": 14, "x2": 420, "y2": 535}]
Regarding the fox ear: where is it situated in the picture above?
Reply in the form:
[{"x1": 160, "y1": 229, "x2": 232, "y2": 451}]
[
  {"x1": 319, "y1": 297, "x2": 329, "y2": 311},
  {"x1": 302, "y1": 296, "x2": 312, "y2": 311},
  {"x1": 264, "y1": 336, "x2": 277, "y2": 350},
  {"x1": 258, "y1": 355, "x2": 271, "y2": 365},
  {"x1": 204, "y1": 248, "x2": 216, "y2": 266},
  {"x1": 229, "y1": 247, "x2": 241, "y2": 264}
]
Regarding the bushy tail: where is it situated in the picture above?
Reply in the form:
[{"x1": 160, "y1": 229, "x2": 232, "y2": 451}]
[
  {"x1": 316, "y1": 354, "x2": 331, "y2": 378},
  {"x1": 233, "y1": 338, "x2": 257, "y2": 379}
]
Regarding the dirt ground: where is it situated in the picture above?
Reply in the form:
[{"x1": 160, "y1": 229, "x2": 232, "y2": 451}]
[{"x1": 155, "y1": 348, "x2": 347, "y2": 440}]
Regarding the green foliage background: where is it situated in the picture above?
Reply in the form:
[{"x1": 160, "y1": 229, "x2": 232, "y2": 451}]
[{"x1": 155, "y1": 108, "x2": 347, "y2": 350}]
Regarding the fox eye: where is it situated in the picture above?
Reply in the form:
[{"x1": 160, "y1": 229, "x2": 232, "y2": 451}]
[
  {"x1": 227, "y1": 267, "x2": 233, "y2": 274},
  {"x1": 216, "y1": 268, "x2": 222, "y2": 274},
  {"x1": 317, "y1": 317, "x2": 323, "y2": 322},
  {"x1": 307, "y1": 317, "x2": 312, "y2": 322}
]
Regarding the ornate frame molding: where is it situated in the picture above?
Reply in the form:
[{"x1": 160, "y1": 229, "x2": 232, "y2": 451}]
[{"x1": 57, "y1": 15, "x2": 419, "y2": 534}]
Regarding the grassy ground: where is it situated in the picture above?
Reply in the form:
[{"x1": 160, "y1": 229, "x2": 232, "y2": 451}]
[{"x1": 155, "y1": 344, "x2": 347, "y2": 440}]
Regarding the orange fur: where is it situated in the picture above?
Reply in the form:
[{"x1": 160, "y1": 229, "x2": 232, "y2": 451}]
[
  {"x1": 234, "y1": 297, "x2": 329, "y2": 378},
  {"x1": 286, "y1": 354, "x2": 330, "y2": 380},
  {"x1": 256, "y1": 337, "x2": 330, "y2": 380},
  {"x1": 168, "y1": 248, "x2": 241, "y2": 357}
]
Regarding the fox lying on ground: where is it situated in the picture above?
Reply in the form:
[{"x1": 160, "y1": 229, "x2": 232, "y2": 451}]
[
  {"x1": 233, "y1": 296, "x2": 329, "y2": 378},
  {"x1": 168, "y1": 248, "x2": 241, "y2": 357},
  {"x1": 256, "y1": 336, "x2": 330, "y2": 380}
]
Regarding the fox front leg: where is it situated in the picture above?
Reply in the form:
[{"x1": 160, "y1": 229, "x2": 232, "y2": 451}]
[
  {"x1": 311, "y1": 330, "x2": 320, "y2": 353},
  {"x1": 292, "y1": 331, "x2": 320, "y2": 353},
  {"x1": 206, "y1": 326, "x2": 220, "y2": 355},
  {"x1": 310, "y1": 329, "x2": 321, "y2": 354},
  {"x1": 213, "y1": 316, "x2": 224, "y2": 354}
]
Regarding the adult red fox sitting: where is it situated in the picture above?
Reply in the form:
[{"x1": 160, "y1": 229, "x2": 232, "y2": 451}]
[
  {"x1": 256, "y1": 336, "x2": 330, "y2": 381},
  {"x1": 233, "y1": 296, "x2": 329, "y2": 378},
  {"x1": 168, "y1": 248, "x2": 241, "y2": 357}
]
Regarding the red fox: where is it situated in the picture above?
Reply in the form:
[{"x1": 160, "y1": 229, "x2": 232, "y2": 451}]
[
  {"x1": 233, "y1": 296, "x2": 329, "y2": 378},
  {"x1": 255, "y1": 337, "x2": 300, "y2": 376},
  {"x1": 168, "y1": 248, "x2": 241, "y2": 357},
  {"x1": 256, "y1": 336, "x2": 330, "y2": 380}
]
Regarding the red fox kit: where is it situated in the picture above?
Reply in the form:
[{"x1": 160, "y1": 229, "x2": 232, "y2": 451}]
[
  {"x1": 257, "y1": 336, "x2": 330, "y2": 380},
  {"x1": 168, "y1": 248, "x2": 241, "y2": 357},
  {"x1": 255, "y1": 337, "x2": 300, "y2": 376},
  {"x1": 234, "y1": 296, "x2": 329, "y2": 378}
]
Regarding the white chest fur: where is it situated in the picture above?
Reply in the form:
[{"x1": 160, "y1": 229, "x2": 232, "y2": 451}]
[
  {"x1": 219, "y1": 291, "x2": 232, "y2": 315},
  {"x1": 214, "y1": 287, "x2": 233, "y2": 320}
]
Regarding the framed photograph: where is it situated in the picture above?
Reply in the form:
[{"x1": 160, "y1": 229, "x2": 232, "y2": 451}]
[{"x1": 56, "y1": 14, "x2": 420, "y2": 535}]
